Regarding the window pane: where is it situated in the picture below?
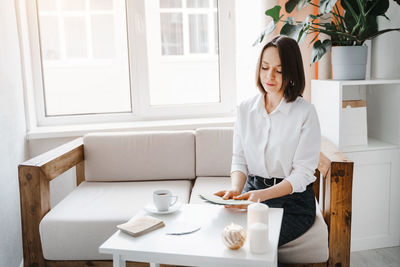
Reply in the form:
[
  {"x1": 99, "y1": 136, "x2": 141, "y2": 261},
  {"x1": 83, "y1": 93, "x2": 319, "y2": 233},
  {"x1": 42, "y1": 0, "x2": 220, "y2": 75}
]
[
  {"x1": 90, "y1": 0, "x2": 113, "y2": 10},
  {"x1": 189, "y1": 14, "x2": 208, "y2": 53},
  {"x1": 62, "y1": 0, "x2": 85, "y2": 11},
  {"x1": 38, "y1": 1, "x2": 131, "y2": 116},
  {"x1": 37, "y1": 0, "x2": 57, "y2": 11},
  {"x1": 148, "y1": 2, "x2": 219, "y2": 105},
  {"x1": 187, "y1": 0, "x2": 208, "y2": 8},
  {"x1": 160, "y1": 0, "x2": 182, "y2": 8},
  {"x1": 160, "y1": 13, "x2": 183, "y2": 55},
  {"x1": 91, "y1": 15, "x2": 115, "y2": 58},
  {"x1": 64, "y1": 17, "x2": 87, "y2": 58},
  {"x1": 148, "y1": 57, "x2": 220, "y2": 105},
  {"x1": 39, "y1": 16, "x2": 60, "y2": 60}
]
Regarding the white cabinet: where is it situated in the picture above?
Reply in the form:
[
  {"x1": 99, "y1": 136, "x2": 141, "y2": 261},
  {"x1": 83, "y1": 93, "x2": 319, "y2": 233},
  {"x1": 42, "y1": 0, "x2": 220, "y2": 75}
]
[
  {"x1": 311, "y1": 79, "x2": 400, "y2": 251},
  {"x1": 344, "y1": 149, "x2": 400, "y2": 251}
]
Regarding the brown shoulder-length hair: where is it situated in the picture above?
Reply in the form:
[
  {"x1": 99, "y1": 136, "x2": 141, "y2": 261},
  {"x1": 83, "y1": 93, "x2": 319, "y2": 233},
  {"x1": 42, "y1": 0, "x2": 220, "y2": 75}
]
[{"x1": 256, "y1": 36, "x2": 305, "y2": 102}]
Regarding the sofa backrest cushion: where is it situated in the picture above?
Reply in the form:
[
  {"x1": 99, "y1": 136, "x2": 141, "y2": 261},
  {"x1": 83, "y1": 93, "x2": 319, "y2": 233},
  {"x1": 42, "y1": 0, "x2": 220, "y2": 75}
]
[
  {"x1": 84, "y1": 131, "x2": 195, "y2": 181},
  {"x1": 195, "y1": 127, "x2": 233, "y2": 177}
]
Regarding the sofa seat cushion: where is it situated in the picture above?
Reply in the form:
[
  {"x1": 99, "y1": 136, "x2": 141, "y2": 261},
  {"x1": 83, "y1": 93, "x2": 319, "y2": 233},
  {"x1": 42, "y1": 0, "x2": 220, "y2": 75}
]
[
  {"x1": 40, "y1": 180, "x2": 191, "y2": 260},
  {"x1": 279, "y1": 201, "x2": 329, "y2": 263},
  {"x1": 189, "y1": 176, "x2": 232, "y2": 204},
  {"x1": 190, "y1": 177, "x2": 328, "y2": 263}
]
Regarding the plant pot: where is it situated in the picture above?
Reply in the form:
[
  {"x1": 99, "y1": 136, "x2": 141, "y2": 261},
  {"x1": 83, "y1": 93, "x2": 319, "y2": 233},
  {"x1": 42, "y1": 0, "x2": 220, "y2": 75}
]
[{"x1": 331, "y1": 46, "x2": 368, "y2": 80}]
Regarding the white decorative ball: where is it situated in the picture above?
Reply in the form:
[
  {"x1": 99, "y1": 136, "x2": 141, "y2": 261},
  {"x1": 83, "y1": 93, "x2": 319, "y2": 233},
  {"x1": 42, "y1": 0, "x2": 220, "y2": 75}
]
[{"x1": 221, "y1": 223, "x2": 246, "y2": 250}]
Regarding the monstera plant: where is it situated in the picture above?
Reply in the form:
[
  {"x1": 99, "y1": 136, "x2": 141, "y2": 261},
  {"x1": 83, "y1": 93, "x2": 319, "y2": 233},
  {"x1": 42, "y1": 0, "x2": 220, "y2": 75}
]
[{"x1": 256, "y1": 0, "x2": 400, "y2": 65}]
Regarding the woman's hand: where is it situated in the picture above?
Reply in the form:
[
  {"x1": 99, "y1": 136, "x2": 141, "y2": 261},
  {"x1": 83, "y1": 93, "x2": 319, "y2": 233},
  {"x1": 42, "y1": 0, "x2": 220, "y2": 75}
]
[
  {"x1": 233, "y1": 190, "x2": 266, "y2": 202},
  {"x1": 224, "y1": 190, "x2": 267, "y2": 210},
  {"x1": 214, "y1": 189, "x2": 241, "y2": 200}
]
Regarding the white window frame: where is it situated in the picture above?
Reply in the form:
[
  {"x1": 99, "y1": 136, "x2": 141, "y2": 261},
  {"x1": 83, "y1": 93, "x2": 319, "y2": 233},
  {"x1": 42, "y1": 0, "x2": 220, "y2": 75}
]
[{"x1": 17, "y1": 0, "x2": 236, "y2": 127}]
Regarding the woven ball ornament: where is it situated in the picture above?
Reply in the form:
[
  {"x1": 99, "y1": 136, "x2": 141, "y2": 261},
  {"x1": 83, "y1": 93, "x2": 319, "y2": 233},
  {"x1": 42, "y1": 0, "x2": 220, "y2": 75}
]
[{"x1": 221, "y1": 223, "x2": 246, "y2": 250}]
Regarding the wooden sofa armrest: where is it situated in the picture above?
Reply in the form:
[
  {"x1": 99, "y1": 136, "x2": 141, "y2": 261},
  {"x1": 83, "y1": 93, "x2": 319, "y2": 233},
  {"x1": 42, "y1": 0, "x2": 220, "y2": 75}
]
[
  {"x1": 18, "y1": 137, "x2": 84, "y2": 267},
  {"x1": 314, "y1": 138, "x2": 354, "y2": 267}
]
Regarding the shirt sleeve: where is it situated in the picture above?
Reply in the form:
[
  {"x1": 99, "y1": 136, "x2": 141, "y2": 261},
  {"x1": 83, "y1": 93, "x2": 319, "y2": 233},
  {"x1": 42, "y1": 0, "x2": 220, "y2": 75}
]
[
  {"x1": 231, "y1": 106, "x2": 248, "y2": 176},
  {"x1": 286, "y1": 105, "x2": 321, "y2": 193}
]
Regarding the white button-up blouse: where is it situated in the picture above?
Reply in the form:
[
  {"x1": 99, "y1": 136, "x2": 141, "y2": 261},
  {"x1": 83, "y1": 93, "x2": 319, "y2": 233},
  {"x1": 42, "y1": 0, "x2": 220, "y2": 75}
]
[{"x1": 231, "y1": 93, "x2": 321, "y2": 193}]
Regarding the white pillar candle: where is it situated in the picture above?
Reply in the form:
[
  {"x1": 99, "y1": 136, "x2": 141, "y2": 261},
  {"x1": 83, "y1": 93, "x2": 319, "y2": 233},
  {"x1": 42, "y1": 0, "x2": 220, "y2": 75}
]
[
  {"x1": 247, "y1": 202, "x2": 269, "y2": 229},
  {"x1": 249, "y1": 222, "x2": 269, "y2": 254}
]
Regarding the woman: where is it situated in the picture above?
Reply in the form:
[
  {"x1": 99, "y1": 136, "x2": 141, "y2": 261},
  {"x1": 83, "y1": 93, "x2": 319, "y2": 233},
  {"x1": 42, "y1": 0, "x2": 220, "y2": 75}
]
[{"x1": 215, "y1": 36, "x2": 321, "y2": 247}]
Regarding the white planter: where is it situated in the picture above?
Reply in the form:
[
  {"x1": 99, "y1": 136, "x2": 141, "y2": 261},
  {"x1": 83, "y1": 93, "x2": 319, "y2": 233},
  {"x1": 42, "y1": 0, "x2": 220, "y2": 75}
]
[{"x1": 331, "y1": 46, "x2": 368, "y2": 80}]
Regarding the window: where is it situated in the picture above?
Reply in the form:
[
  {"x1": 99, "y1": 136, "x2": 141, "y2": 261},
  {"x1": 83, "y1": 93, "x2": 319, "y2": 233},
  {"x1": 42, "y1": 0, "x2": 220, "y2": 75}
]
[
  {"x1": 36, "y1": 0, "x2": 131, "y2": 116},
  {"x1": 21, "y1": 0, "x2": 236, "y2": 126}
]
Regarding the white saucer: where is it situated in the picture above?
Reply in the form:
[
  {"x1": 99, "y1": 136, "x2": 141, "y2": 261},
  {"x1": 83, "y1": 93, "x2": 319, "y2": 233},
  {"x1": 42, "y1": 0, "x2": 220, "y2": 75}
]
[{"x1": 144, "y1": 202, "x2": 182, "y2": 214}]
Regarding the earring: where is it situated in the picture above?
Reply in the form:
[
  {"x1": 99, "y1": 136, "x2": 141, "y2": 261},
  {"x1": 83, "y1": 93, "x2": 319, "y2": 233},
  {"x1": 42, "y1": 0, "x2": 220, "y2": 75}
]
[{"x1": 289, "y1": 80, "x2": 294, "y2": 86}]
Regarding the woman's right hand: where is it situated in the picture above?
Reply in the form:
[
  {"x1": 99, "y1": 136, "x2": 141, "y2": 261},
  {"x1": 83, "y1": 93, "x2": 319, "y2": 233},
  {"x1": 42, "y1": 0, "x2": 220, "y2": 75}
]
[{"x1": 214, "y1": 189, "x2": 241, "y2": 200}]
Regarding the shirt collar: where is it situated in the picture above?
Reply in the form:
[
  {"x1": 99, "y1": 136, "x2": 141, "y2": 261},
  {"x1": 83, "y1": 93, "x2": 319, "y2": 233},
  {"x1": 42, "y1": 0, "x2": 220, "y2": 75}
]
[{"x1": 255, "y1": 93, "x2": 291, "y2": 115}]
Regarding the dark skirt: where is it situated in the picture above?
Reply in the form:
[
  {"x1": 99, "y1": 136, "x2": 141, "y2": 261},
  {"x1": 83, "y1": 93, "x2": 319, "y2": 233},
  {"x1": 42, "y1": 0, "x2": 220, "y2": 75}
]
[{"x1": 243, "y1": 175, "x2": 316, "y2": 247}]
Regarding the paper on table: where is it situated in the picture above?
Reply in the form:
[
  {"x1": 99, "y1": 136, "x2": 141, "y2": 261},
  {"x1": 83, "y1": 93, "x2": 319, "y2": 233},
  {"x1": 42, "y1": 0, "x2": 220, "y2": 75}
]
[
  {"x1": 166, "y1": 221, "x2": 201, "y2": 235},
  {"x1": 199, "y1": 193, "x2": 254, "y2": 206}
]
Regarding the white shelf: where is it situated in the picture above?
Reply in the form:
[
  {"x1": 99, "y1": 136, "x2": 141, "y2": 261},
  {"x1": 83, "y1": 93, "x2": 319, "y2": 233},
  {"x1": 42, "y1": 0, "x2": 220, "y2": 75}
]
[
  {"x1": 311, "y1": 79, "x2": 400, "y2": 150},
  {"x1": 341, "y1": 138, "x2": 398, "y2": 153},
  {"x1": 314, "y1": 79, "x2": 400, "y2": 86},
  {"x1": 312, "y1": 79, "x2": 400, "y2": 251}
]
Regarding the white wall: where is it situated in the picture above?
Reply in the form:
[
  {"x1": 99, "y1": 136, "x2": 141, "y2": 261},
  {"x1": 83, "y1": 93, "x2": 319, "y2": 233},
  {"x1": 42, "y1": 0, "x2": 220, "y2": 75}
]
[
  {"x1": 371, "y1": 1, "x2": 400, "y2": 80},
  {"x1": 371, "y1": 1, "x2": 400, "y2": 145},
  {"x1": 0, "y1": 0, "x2": 28, "y2": 266}
]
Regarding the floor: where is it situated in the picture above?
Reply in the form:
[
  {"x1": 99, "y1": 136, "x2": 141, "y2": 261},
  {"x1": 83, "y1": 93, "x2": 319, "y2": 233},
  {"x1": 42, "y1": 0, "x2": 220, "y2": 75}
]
[{"x1": 351, "y1": 246, "x2": 400, "y2": 267}]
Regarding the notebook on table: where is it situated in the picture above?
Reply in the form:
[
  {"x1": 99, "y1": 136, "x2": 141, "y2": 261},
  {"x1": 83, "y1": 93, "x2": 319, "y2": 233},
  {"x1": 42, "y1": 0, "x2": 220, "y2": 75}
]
[{"x1": 117, "y1": 215, "x2": 165, "y2": 237}]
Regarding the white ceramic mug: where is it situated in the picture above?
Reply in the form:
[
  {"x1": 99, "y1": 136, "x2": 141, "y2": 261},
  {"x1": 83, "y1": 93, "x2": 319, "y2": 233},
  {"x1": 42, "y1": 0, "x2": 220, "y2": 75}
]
[{"x1": 153, "y1": 189, "x2": 178, "y2": 211}]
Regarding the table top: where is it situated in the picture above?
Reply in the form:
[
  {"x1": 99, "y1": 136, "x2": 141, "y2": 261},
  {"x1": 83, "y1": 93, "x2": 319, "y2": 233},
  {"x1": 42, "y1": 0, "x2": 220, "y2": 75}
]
[{"x1": 99, "y1": 204, "x2": 283, "y2": 267}]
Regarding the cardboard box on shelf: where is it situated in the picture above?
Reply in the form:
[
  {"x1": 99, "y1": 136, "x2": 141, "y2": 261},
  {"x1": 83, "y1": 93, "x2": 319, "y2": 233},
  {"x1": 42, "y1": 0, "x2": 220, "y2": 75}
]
[{"x1": 341, "y1": 100, "x2": 368, "y2": 147}]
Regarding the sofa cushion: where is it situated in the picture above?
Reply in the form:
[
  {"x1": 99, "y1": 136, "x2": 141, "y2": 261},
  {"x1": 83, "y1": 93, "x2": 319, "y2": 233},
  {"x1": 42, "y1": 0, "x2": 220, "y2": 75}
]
[
  {"x1": 279, "y1": 200, "x2": 329, "y2": 263},
  {"x1": 195, "y1": 128, "x2": 233, "y2": 177},
  {"x1": 191, "y1": 177, "x2": 328, "y2": 263},
  {"x1": 84, "y1": 131, "x2": 195, "y2": 181},
  {"x1": 189, "y1": 176, "x2": 232, "y2": 204},
  {"x1": 40, "y1": 180, "x2": 191, "y2": 260}
]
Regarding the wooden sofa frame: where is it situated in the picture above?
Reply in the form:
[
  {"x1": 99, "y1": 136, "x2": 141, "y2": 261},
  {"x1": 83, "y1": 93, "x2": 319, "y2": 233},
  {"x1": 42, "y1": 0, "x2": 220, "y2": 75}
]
[{"x1": 19, "y1": 137, "x2": 353, "y2": 267}]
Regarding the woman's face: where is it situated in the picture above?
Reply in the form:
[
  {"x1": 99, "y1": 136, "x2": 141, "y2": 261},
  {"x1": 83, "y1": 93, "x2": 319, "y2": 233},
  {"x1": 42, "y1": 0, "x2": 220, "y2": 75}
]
[{"x1": 259, "y1": 47, "x2": 283, "y2": 95}]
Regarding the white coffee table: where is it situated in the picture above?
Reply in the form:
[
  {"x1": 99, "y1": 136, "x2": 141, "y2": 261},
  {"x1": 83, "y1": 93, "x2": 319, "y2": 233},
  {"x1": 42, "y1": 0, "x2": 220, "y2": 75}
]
[{"x1": 99, "y1": 204, "x2": 283, "y2": 267}]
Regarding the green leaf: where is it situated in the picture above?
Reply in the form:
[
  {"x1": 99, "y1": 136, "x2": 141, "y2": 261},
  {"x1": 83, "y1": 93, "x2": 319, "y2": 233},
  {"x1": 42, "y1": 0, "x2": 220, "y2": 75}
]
[
  {"x1": 298, "y1": 0, "x2": 311, "y2": 10},
  {"x1": 285, "y1": 0, "x2": 301, "y2": 13},
  {"x1": 309, "y1": 14, "x2": 324, "y2": 20},
  {"x1": 319, "y1": 0, "x2": 339, "y2": 13},
  {"x1": 265, "y1": 6, "x2": 282, "y2": 24},
  {"x1": 253, "y1": 20, "x2": 276, "y2": 46},
  {"x1": 366, "y1": 0, "x2": 389, "y2": 16},
  {"x1": 280, "y1": 23, "x2": 304, "y2": 42},
  {"x1": 286, "y1": 16, "x2": 295, "y2": 25},
  {"x1": 341, "y1": 0, "x2": 359, "y2": 13},
  {"x1": 344, "y1": 9, "x2": 357, "y2": 32},
  {"x1": 310, "y1": 39, "x2": 332, "y2": 64},
  {"x1": 359, "y1": 15, "x2": 378, "y2": 41}
]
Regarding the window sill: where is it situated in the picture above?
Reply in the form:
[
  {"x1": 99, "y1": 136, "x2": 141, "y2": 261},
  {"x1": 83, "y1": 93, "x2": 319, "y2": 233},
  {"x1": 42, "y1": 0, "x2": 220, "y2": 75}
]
[{"x1": 27, "y1": 116, "x2": 236, "y2": 140}]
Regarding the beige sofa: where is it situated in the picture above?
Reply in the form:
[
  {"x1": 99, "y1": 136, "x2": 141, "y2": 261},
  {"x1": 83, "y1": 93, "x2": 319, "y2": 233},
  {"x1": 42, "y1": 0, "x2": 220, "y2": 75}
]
[{"x1": 19, "y1": 128, "x2": 353, "y2": 267}]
